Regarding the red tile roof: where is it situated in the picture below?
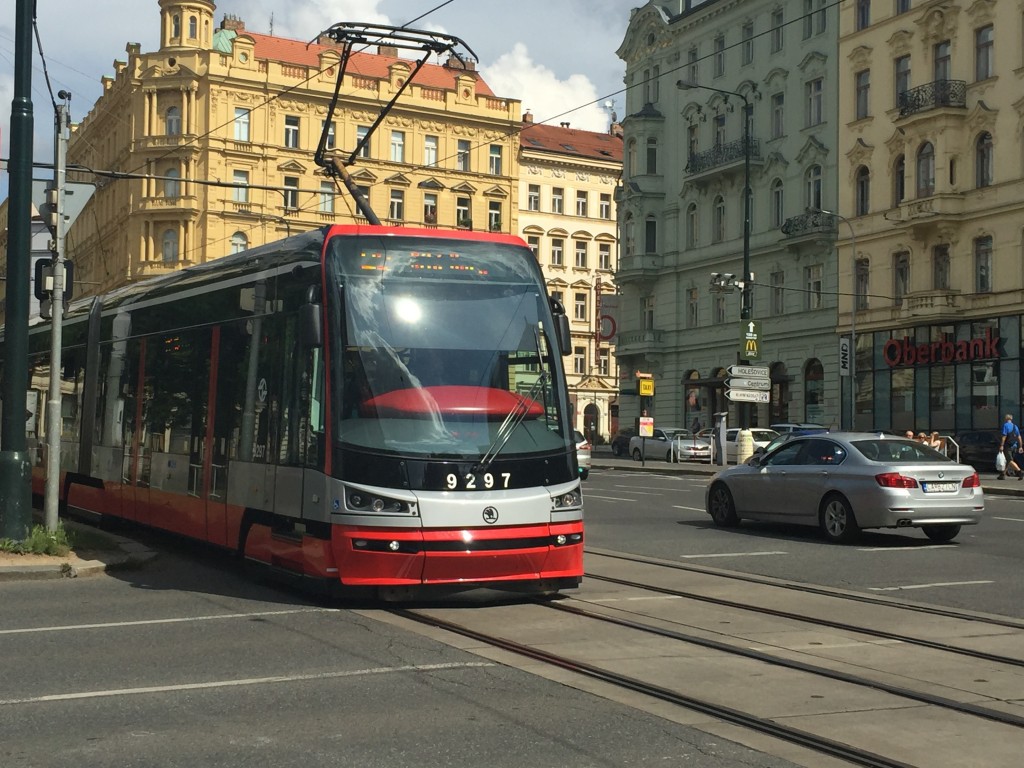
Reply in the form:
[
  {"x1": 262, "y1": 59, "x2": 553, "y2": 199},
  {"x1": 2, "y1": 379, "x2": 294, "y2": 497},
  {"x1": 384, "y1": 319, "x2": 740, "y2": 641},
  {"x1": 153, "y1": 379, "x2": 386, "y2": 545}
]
[
  {"x1": 246, "y1": 32, "x2": 496, "y2": 96},
  {"x1": 518, "y1": 121, "x2": 623, "y2": 162}
]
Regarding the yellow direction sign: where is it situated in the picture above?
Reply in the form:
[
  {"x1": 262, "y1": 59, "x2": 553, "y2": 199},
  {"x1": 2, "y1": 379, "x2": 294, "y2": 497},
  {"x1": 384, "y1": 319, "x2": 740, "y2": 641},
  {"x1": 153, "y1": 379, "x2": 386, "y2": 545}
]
[
  {"x1": 639, "y1": 378, "x2": 655, "y2": 396},
  {"x1": 741, "y1": 320, "x2": 761, "y2": 360}
]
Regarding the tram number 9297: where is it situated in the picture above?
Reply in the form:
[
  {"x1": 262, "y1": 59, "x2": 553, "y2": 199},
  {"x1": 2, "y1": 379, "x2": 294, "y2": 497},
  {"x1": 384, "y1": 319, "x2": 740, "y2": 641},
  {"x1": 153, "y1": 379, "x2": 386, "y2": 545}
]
[{"x1": 445, "y1": 472, "x2": 512, "y2": 491}]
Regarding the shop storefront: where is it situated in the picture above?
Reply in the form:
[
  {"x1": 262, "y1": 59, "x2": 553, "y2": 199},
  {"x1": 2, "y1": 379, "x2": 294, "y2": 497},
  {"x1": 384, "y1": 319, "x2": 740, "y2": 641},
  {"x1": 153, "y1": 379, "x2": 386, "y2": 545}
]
[{"x1": 847, "y1": 318, "x2": 1019, "y2": 434}]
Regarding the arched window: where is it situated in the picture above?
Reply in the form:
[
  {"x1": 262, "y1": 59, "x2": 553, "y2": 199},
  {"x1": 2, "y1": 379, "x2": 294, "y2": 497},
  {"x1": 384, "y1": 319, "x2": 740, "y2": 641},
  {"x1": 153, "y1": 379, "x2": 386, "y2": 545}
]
[
  {"x1": 770, "y1": 178, "x2": 784, "y2": 229},
  {"x1": 623, "y1": 215, "x2": 635, "y2": 256},
  {"x1": 171, "y1": 14, "x2": 181, "y2": 39},
  {"x1": 855, "y1": 166, "x2": 870, "y2": 216},
  {"x1": 161, "y1": 228, "x2": 179, "y2": 263},
  {"x1": 805, "y1": 165, "x2": 822, "y2": 210},
  {"x1": 712, "y1": 195, "x2": 725, "y2": 243},
  {"x1": 626, "y1": 139, "x2": 637, "y2": 177},
  {"x1": 230, "y1": 232, "x2": 248, "y2": 254},
  {"x1": 166, "y1": 107, "x2": 181, "y2": 136},
  {"x1": 163, "y1": 167, "x2": 179, "y2": 198},
  {"x1": 916, "y1": 142, "x2": 935, "y2": 197},
  {"x1": 686, "y1": 203, "x2": 698, "y2": 248},
  {"x1": 975, "y1": 132, "x2": 993, "y2": 188},
  {"x1": 893, "y1": 154, "x2": 906, "y2": 206},
  {"x1": 644, "y1": 215, "x2": 657, "y2": 253},
  {"x1": 189, "y1": 15, "x2": 198, "y2": 39},
  {"x1": 804, "y1": 359, "x2": 824, "y2": 423}
]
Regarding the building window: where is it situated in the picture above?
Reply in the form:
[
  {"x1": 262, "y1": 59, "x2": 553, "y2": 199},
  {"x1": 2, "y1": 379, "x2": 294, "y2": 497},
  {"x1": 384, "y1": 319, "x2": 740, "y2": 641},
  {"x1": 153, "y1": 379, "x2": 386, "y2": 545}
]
[
  {"x1": 626, "y1": 139, "x2": 637, "y2": 177},
  {"x1": 714, "y1": 35, "x2": 725, "y2": 77},
  {"x1": 933, "y1": 244, "x2": 950, "y2": 290},
  {"x1": 646, "y1": 137, "x2": 658, "y2": 174},
  {"x1": 855, "y1": 258, "x2": 870, "y2": 310},
  {"x1": 456, "y1": 197, "x2": 471, "y2": 227},
  {"x1": 233, "y1": 108, "x2": 250, "y2": 142},
  {"x1": 742, "y1": 23, "x2": 753, "y2": 65},
  {"x1": 551, "y1": 238, "x2": 564, "y2": 266},
  {"x1": 232, "y1": 170, "x2": 249, "y2": 203},
  {"x1": 687, "y1": 288, "x2": 699, "y2": 327},
  {"x1": 916, "y1": 142, "x2": 935, "y2": 197},
  {"x1": 934, "y1": 40, "x2": 951, "y2": 81},
  {"x1": 714, "y1": 295, "x2": 727, "y2": 324},
  {"x1": 283, "y1": 176, "x2": 299, "y2": 210},
  {"x1": 598, "y1": 348, "x2": 609, "y2": 376},
  {"x1": 599, "y1": 193, "x2": 612, "y2": 219},
  {"x1": 189, "y1": 15, "x2": 197, "y2": 38},
  {"x1": 489, "y1": 145, "x2": 503, "y2": 175},
  {"x1": 551, "y1": 187, "x2": 564, "y2": 214},
  {"x1": 805, "y1": 360, "x2": 825, "y2": 423},
  {"x1": 527, "y1": 235, "x2": 540, "y2": 258},
  {"x1": 456, "y1": 139, "x2": 471, "y2": 171},
  {"x1": 390, "y1": 130, "x2": 405, "y2": 162},
  {"x1": 388, "y1": 189, "x2": 405, "y2": 221},
  {"x1": 356, "y1": 125, "x2": 370, "y2": 158},
  {"x1": 771, "y1": 270, "x2": 785, "y2": 315},
  {"x1": 855, "y1": 166, "x2": 870, "y2": 216},
  {"x1": 574, "y1": 292, "x2": 588, "y2": 322},
  {"x1": 771, "y1": 9, "x2": 784, "y2": 52},
  {"x1": 856, "y1": 0, "x2": 871, "y2": 30},
  {"x1": 624, "y1": 216, "x2": 635, "y2": 256},
  {"x1": 642, "y1": 296, "x2": 655, "y2": 330},
  {"x1": 893, "y1": 251, "x2": 909, "y2": 306},
  {"x1": 805, "y1": 264, "x2": 823, "y2": 310},
  {"x1": 805, "y1": 165, "x2": 823, "y2": 211},
  {"x1": 895, "y1": 0, "x2": 910, "y2": 14},
  {"x1": 806, "y1": 78, "x2": 823, "y2": 126},
  {"x1": 686, "y1": 203, "x2": 698, "y2": 248},
  {"x1": 893, "y1": 154, "x2": 906, "y2": 205},
  {"x1": 599, "y1": 242, "x2": 612, "y2": 270},
  {"x1": 770, "y1": 178, "x2": 785, "y2": 229},
  {"x1": 688, "y1": 47, "x2": 699, "y2": 82},
  {"x1": 423, "y1": 192, "x2": 437, "y2": 224},
  {"x1": 161, "y1": 228, "x2": 178, "y2": 262},
  {"x1": 576, "y1": 190, "x2": 589, "y2": 217},
  {"x1": 651, "y1": 65, "x2": 660, "y2": 102},
  {"x1": 573, "y1": 347, "x2": 587, "y2": 375},
  {"x1": 976, "y1": 132, "x2": 994, "y2": 188},
  {"x1": 488, "y1": 201, "x2": 502, "y2": 231},
  {"x1": 709, "y1": 114, "x2": 724, "y2": 147},
  {"x1": 284, "y1": 116, "x2": 300, "y2": 149},
  {"x1": 230, "y1": 232, "x2": 247, "y2": 254},
  {"x1": 321, "y1": 121, "x2": 335, "y2": 150},
  {"x1": 975, "y1": 236, "x2": 993, "y2": 293},
  {"x1": 163, "y1": 167, "x2": 180, "y2": 198},
  {"x1": 804, "y1": 0, "x2": 826, "y2": 37},
  {"x1": 643, "y1": 217, "x2": 657, "y2": 253},
  {"x1": 528, "y1": 184, "x2": 540, "y2": 211},
  {"x1": 319, "y1": 182, "x2": 335, "y2": 214},
  {"x1": 894, "y1": 55, "x2": 911, "y2": 105},
  {"x1": 574, "y1": 240, "x2": 588, "y2": 268},
  {"x1": 712, "y1": 195, "x2": 725, "y2": 243},
  {"x1": 171, "y1": 14, "x2": 180, "y2": 39},
  {"x1": 976, "y1": 25, "x2": 994, "y2": 81},
  {"x1": 770, "y1": 92, "x2": 784, "y2": 138},
  {"x1": 423, "y1": 135, "x2": 438, "y2": 167},
  {"x1": 855, "y1": 70, "x2": 870, "y2": 120},
  {"x1": 166, "y1": 107, "x2": 181, "y2": 136}
]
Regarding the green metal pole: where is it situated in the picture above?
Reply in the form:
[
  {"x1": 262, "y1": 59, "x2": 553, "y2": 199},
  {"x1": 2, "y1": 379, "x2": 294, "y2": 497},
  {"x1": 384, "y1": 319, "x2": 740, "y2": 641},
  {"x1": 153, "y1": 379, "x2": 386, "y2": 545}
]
[{"x1": 0, "y1": 0, "x2": 35, "y2": 539}]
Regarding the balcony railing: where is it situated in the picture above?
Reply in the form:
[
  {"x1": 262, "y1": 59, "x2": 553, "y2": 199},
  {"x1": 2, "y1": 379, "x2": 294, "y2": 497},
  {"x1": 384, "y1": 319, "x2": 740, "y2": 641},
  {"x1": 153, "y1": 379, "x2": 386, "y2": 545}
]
[
  {"x1": 686, "y1": 137, "x2": 761, "y2": 174},
  {"x1": 897, "y1": 79, "x2": 966, "y2": 117},
  {"x1": 780, "y1": 211, "x2": 838, "y2": 237}
]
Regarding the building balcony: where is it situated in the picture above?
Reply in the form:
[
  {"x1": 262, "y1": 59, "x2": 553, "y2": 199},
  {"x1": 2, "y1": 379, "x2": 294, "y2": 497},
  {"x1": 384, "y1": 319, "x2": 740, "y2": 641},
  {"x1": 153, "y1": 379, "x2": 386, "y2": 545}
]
[
  {"x1": 892, "y1": 289, "x2": 963, "y2": 322},
  {"x1": 685, "y1": 137, "x2": 762, "y2": 180},
  {"x1": 780, "y1": 211, "x2": 837, "y2": 253},
  {"x1": 897, "y1": 80, "x2": 966, "y2": 118},
  {"x1": 616, "y1": 252, "x2": 661, "y2": 287},
  {"x1": 615, "y1": 329, "x2": 664, "y2": 358}
]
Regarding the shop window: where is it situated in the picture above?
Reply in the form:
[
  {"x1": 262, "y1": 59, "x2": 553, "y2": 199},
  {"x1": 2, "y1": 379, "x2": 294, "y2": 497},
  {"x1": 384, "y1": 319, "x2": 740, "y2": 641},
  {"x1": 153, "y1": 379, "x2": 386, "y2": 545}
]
[{"x1": 804, "y1": 359, "x2": 824, "y2": 423}]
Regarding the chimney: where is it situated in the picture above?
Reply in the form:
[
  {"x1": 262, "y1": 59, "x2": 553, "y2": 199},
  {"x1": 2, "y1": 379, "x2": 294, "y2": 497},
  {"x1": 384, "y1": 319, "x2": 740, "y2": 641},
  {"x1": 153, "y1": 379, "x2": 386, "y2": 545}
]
[
  {"x1": 378, "y1": 45, "x2": 398, "y2": 58},
  {"x1": 559, "y1": 122, "x2": 570, "y2": 129},
  {"x1": 220, "y1": 14, "x2": 245, "y2": 31},
  {"x1": 445, "y1": 54, "x2": 476, "y2": 71},
  {"x1": 523, "y1": 110, "x2": 533, "y2": 123}
]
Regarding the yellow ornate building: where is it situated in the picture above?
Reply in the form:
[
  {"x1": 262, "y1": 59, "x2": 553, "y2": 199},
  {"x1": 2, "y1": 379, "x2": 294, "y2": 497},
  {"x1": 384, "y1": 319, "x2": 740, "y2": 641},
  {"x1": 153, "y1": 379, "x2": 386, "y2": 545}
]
[
  {"x1": 837, "y1": 0, "x2": 1024, "y2": 434},
  {"x1": 58, "y1": 0, "x2": 522, "y2": 296},
  {"x1": 518, "y1": 116, "x2": 622, "y2": 443}
]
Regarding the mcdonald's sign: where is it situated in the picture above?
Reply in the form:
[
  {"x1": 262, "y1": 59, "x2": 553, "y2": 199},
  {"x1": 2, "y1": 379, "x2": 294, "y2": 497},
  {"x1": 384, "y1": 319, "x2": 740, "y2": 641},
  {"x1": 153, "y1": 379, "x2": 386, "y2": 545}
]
[{"x1": 741, "y1": 320, "x2": 761, "y2": 360}]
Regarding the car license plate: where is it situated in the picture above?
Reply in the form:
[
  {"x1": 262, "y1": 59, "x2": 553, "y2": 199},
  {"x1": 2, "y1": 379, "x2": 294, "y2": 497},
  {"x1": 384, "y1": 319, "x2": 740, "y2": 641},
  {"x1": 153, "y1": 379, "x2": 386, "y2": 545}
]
[{"x1": 923, "y1": 481, "x2": 959, "y2": 493}]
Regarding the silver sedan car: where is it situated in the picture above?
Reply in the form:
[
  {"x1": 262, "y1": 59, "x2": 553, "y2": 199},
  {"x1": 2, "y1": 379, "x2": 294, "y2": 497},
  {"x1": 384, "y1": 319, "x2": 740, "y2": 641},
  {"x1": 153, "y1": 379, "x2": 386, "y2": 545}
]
[{"x1": 705, "y1": 433, "x2": 984, "y2": 543}]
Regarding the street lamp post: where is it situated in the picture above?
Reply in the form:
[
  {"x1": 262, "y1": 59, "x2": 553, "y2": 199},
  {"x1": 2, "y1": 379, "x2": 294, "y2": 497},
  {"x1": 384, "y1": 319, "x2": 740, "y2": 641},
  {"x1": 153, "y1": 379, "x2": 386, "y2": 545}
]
[{"x1": 817, "y1": 208, "x2": 856, "y2": 431}]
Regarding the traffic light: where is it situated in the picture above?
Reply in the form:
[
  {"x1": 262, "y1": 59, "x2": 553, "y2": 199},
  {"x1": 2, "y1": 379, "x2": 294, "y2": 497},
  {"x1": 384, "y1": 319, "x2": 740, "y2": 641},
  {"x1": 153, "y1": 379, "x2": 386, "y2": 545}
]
[{"x1": 38, "y1": 185, "x2": 60, "y2": 237}]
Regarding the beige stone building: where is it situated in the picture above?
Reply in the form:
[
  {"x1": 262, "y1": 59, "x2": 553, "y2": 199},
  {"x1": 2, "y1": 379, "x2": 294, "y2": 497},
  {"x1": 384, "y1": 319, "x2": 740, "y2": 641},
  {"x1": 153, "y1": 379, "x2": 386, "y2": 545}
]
[
  {"x1": 42, "y1": 0, "x2": 522, "y2": 297},
  {"x1": 837, "y1": 0, "x2": 1024, "y2": 434},
  {"x1": 518, "y1": 117, "x2": 622, "y2": 443}
]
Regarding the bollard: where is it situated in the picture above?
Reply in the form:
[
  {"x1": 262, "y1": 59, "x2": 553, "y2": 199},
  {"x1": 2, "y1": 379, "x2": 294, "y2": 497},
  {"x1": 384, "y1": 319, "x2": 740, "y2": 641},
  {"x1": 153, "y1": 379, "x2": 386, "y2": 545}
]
[{"x1": 736, "y1": 428, "x2": 754, "y2": 464}]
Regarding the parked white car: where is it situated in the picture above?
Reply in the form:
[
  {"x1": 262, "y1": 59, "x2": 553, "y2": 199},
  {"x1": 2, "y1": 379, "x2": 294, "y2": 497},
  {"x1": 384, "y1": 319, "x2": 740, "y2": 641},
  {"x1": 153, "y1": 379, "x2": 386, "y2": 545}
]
[{"x1": 630, "y1": 428, "x2": 710, "y2": 462}]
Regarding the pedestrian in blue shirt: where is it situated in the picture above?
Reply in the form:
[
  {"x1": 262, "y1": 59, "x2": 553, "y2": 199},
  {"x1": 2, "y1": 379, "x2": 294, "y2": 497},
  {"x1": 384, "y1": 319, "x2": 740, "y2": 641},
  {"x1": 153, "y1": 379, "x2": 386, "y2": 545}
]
[{"x1": 999, "y1": 413, "x2": 1023, "y2": 480}]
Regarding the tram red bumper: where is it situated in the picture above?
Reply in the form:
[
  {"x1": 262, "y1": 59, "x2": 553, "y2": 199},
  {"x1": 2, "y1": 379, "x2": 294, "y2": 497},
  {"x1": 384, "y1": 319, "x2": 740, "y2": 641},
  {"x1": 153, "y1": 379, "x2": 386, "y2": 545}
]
[{"x1": 331, "y1": 521, "x2": 583, "y2": 586}]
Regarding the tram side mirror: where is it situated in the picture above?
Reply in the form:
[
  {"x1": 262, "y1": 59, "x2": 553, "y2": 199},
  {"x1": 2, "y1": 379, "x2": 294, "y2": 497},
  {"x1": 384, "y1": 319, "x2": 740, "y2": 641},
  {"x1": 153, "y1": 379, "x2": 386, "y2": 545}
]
[
  {"x1": 299, "y1": 286, "x2": 323, "y2": 349},
  {"x1": 549, "y1": 296, "x2": 572, "y2": 356}
]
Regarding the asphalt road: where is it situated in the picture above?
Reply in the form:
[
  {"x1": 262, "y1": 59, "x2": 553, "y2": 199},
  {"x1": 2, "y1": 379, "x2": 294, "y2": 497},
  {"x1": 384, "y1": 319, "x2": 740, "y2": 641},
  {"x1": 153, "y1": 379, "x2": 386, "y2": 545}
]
[{"x1": 582, "y1": 463, "x2": 1024, "y2": 619}]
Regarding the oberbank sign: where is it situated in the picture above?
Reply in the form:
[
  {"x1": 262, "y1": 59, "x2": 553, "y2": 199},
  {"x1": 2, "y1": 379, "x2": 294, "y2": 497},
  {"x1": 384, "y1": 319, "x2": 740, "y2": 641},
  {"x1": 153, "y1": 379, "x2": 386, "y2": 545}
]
[{"x1": 882, "y1": 327, "x2": 1001, "y2": 367}]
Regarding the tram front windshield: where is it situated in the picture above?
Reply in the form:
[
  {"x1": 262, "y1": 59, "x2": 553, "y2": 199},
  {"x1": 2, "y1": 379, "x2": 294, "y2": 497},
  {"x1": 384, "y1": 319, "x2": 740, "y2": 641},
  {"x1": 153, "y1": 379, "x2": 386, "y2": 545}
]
[{"x1": 326, "y1": 235, "x2": 569, "y2": 460}]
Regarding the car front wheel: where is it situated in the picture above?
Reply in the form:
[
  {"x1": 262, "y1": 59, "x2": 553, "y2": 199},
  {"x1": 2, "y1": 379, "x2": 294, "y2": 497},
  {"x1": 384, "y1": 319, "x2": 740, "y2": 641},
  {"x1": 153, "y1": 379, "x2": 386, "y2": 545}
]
[
  {"x1": 923, "y1": 524, "x2": 960, "y2": 543},
  {"x1": 820, "y1": 494, "x2": 859, "y2": 543},
  {"x1": 632, "y1": 448, "x2": 642, "y2": 461},
  {"x1": 707, "y1": 483, "x2": 740, "y2": 527},
  {"x1": 611, "y1": 443, "x2": 622, "y2": 457}
]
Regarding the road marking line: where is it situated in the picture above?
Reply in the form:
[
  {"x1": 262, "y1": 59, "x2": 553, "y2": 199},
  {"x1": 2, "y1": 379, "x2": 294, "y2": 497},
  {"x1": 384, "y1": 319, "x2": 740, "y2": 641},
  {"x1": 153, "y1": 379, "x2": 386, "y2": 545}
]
[
  {"x1": 0, "y1": 608, "x2": 334, "y2": 636},
  {"x1": 588, "y1": 596, "x2": 684, "y2": 603},
  {"x1": 672, "y1": 505, "x2": 706, "y2": 512},
  {"x1": 0, "y1": 662, "x2": 495, "y2": 706},
  {"x1": 868, "y1": 580, "x2": 993, "y2": 592},
  {"x1": 993, "y1": 517, "x2": 1024, "y2": 522},
  {"x1": 857, "y1": 545, "x2": 957, "y2": 551},
  {"x1": 680, "y1": 551, "x2": 788, "y2": 559},
  {"x1": 582, "y1": 495, "x2": 636, "y2": 501}
]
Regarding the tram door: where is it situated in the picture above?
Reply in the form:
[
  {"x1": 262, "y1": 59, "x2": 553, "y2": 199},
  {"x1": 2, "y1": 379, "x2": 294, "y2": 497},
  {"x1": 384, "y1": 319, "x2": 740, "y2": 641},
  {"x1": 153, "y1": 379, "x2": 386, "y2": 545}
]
[{"x1": 206, "y1": 323, "x2": 248, "y2": 547}]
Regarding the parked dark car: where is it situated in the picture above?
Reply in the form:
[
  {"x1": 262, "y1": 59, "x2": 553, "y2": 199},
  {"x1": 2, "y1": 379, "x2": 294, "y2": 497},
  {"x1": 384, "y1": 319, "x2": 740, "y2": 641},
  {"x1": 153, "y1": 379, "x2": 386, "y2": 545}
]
[
  {"x1": 954, "y1": 429, "x2": 1002, "y2": 472},
  {"x1": 610, "y1": 427, "x2": 636, "y2": 457}
]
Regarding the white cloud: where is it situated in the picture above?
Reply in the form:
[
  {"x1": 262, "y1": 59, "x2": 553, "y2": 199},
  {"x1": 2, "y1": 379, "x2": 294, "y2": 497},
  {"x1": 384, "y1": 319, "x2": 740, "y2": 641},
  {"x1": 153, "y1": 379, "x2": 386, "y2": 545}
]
[{"x1": 481, "y1": 43, "x2": 609, "y2": 133}]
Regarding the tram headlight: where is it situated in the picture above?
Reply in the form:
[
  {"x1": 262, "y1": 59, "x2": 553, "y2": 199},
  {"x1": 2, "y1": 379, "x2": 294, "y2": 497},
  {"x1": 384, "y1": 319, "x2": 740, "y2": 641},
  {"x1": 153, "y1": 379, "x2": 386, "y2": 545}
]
[
  {"x1": 551, "y1": 488, "x2": 582, "y2": 511},
  {"x1": 345, "y1": 487, "x2": 413, "y2": 515}
]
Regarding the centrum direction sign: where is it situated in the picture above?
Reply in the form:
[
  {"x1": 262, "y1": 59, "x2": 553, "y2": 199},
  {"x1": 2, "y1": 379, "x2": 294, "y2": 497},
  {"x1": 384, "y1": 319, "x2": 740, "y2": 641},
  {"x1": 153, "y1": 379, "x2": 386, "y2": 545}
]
[{"x1": 728, "y1": 377, "x2": 771, "y2": 390}]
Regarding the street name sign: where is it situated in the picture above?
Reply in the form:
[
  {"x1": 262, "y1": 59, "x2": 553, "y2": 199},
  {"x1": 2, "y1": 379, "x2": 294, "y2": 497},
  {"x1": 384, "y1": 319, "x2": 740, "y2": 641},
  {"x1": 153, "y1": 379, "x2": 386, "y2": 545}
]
[
  {"x1": 728, "y1": 365, "x2": 770, "y2": 378},
  {"x1": 725, "y1": 388, "x2": 770, "y2": 403},
  {"x1": 728, "y1": 377, "x2": 771, "y2": 391}
]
